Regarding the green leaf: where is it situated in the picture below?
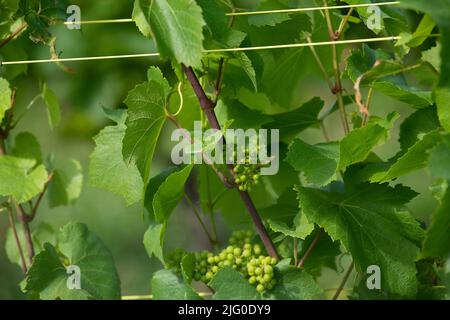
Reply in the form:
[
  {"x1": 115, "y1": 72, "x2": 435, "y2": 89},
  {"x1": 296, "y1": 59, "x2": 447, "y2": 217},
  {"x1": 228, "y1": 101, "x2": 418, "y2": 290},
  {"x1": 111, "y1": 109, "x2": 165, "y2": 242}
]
[
  {"x1": 147, "y1": 66, "x2": 171, "y2": 98},
  {"x1": 268, "y1": 212, "x2": 314, "y2": 240},
  {"x1": 422, "y1": 189, "x2": 450, "y2": 258},
  {"x1": 429, "y1": 137, "x2": 450, "y2": 179},
  {"x1": 11, "y1": 132, "x2": 43, "y2": 164},
  {"x1": 25, "y1": 222, "x2": 121, "y2": 300},
  {"x1": 89, "y1": 111, "x2": 144, "y2": 206},
  {"x1": 132, "y1": 0, "x2": 152, "y2": 37},
  {"x1": 42, "y1": 83, "x2": 61, "y2": 130},
  {"x1": 263, "y1": 97, "x2": 324, "y2": 141},
  {"x1": 47, "y1": 158, "x2": 83, "y2": 208},
  {"x1": 370, "y1": 130, "x2": 442, "y2": 182},
  {"x1": 298, "y1": 230, "x2": 341, "y2": 278},
  {"x1": 435, "y1": 87, "x2": 450, "y2": 132},
  {"x1": 122, "y1": 81, "x2": 167, "y2": 184},
  {"x1": 144, "y1": 166, "x2": 179, "y2": 216},
  {"x1": 399, "y1": 1, "x2": 450, "y2": 130},
  {"x1": 297, "y1": 183, "x2": 423, "y2": 297},
  {"x1": 0, "y1": 156, "x2": 48, "y2": 203},
  {"x1": 209, "y1": 267, "x2": 259, "y2": 300},
  {"x1": 146, "y1": 0, "x2": 205, "y2": 68},
  {"x1": 286, "y1": 140, "x2": 340, "y2": 186},
  {"x1": 0, "y1": 77, "x2": 12, "y2": 124},
  {"x1": 233, "y1": 52, "x2": 258, "y2": 91},
  {"x1": 151, "y1": 269, "x2": 201, "y2": 300},
  {"x1": 338, "y1": 114, "x2": 397, "y2": 170},
  {"x1": 372, "y1": 81, "x2": 433, "y2": 109},
  {"x1": 270, "y1": 267, "x2": 322, "y2": 299},
  {"x1": 399, "y1": 106, "x2": 440, "y2": 152},
  {"x1": 152, "y1": 164, "x2": 193, "y2": 223},
  {"x1": 6, "y1": 222, "x2": 56, "y2": 269},
  {"x1": 343, "y1": 0, "x2": 384, "y2": 34},
  {"x1": 143, "y1": 222, "x2": 165, "y2": 264}
]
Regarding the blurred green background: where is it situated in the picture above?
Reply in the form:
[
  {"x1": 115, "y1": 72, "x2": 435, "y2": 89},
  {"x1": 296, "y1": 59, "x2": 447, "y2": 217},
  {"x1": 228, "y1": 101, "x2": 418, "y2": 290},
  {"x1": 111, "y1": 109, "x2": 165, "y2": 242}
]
[{"x1": 0, "y1": 0, "x2": 437, "y2": 299}]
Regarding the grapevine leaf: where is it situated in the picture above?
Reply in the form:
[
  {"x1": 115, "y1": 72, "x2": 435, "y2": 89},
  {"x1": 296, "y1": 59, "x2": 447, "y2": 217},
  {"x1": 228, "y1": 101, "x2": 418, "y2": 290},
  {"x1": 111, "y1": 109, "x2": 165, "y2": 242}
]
[
  {"x1": 429, "y1": 137, "x2": 450, "y2": 179},
  {"x1": 399, "y1": 0, "x2": 450, "y2": 131},
  {"x1": 338, "y1": 114, "x2": 397, "y2": 170},
  {"x1": 297, "y1": 183, "x2": 423, "y2": 296},
  {"x1": 144, "y1": 166, "x2": 179, "y2": 216},
  {"x1": 263, "y1": 97, "x2": 324, "y2": 141},
  {"x1": 270, "y1": 267, "x2": 322, "y2": 300},
  {"x1": 25, "y1": 222, "x2": 121, "y2": 300},
  {"x1": 298, "y1": 230, "x2": 341, "y2": 278},
  {"x1": 143, "y1": 222, "x2": 165, "y2": 264},
  {"x1": 286, "y1": 140, "x2": 340, "y2": 186},
  {"x1": 422, "y1": 189, "x2": 450, "y2": 258},
  {"x1": 89, "y1": 110, "x2": 144, "y2": 206},
  {"x1": 151, "y1": 269, "x2": 201, "y2": 300},
  {"x1": 209, "y1": 267, "x2": 259, "y2": 300},
  {"x1": 370, "y1": 130, "x2": 442, "y2": 182},
  {"x1": 147, "y1": 0, "x2": 205, "y2": 68},
  {"x1": 268, "y1": 212, "x2": 314, "y2": 240},
  {"x1": 147, "y1": 66, "x2": 171, "y2": 98},
  {"x1": 152, "y1": 165, "x2": 193, "y2": 223},
  {"x1": 11, "y1": 132, "x2": 43, "y2": 164},
  {"x1": 372, "y1": 81, "x2": 433, "y2": 109},
  {"x1": 0, "y1": 77, "x2": 12, "y2": 124},
  {"x1": 399, "y1": 106, "x2": 440, "y2": 152},
  {"x1": 47, "y1": 158, "x2": 83, "y2": 208},
  {"x1": 132, "y1": 0, "x2": 152, "y2": 37},
  {"x1": 6, "y1": 222, "x2": 56, "y2": 269},
  {"x1": 122, "y1": 81, "x2": 167, "y2": 184},
  {"x1": 42, "y1": 83, "x2": 61, "y2": 130},
  {"x1": 0, "y1": 156, "x2": 48, "y2": 203}
]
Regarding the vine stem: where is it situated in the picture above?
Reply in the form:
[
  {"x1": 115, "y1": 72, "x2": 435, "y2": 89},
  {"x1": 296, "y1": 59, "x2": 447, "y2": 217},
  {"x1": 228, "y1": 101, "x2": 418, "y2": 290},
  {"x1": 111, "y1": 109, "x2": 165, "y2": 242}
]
[
  {"x1": 182, "y1": 64, "x2": 279, "y2": 259},
  {"x1": 323, "y1": 0, "x2": 350, "y2": 135},
  {"x1": 0, "y1": 23, "x2": 27, "y2": 49},
  {"x1": 184, "y1": 193, "x2": 216, "y2": 247},
  {"x1": 332, "y1": 262, "x2": 355, "y2": 300},
  {"x1": 297, "y1": 229, "x2": 323, "y2": 268},
  {"x1": 27, "y1": 172, "x2": 54, "y2": 222},
  {"x1": 7, "y1": 206, "x2": 27, "y2": 273},
  {"x1": 14, "y1": 202, "x2": 35, "y2": 264}
]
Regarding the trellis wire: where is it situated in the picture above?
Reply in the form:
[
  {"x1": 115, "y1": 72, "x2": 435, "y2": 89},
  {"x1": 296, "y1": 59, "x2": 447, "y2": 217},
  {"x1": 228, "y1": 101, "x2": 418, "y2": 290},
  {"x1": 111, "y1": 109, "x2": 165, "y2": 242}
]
[
  {"x1": 0, "y1": 36, "x2": 400, "y2": 65},
  {"x1": 62, "y1": 1, "x2": 400, "y2": 25}
]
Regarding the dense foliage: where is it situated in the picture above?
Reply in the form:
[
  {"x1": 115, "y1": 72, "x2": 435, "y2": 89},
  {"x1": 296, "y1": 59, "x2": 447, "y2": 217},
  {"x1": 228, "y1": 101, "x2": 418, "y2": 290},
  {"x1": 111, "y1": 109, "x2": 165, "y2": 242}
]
[{"x1": 0, "y1": 0, "x2": 449, "y2": 300}]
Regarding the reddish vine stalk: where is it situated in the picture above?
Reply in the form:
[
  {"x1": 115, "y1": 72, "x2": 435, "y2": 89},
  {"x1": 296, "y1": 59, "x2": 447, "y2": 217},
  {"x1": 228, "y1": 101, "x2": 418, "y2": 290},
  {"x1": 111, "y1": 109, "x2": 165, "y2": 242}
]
[{"x1": 182, "y1": 64, "x2": 279, "y2": 259}]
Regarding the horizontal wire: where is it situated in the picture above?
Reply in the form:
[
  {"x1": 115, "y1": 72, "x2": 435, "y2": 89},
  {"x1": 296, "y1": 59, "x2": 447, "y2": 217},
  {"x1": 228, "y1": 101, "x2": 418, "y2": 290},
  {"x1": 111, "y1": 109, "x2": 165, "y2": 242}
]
[
  {"x1": 0, "y1": 36, "x2": 400, "y2": 65},
  {"x1": 227, "y1": 1, "x2": 400, "y2": 16},
  {"x1": 62, "y1": 1, "x2": 400, "y2": 25}
]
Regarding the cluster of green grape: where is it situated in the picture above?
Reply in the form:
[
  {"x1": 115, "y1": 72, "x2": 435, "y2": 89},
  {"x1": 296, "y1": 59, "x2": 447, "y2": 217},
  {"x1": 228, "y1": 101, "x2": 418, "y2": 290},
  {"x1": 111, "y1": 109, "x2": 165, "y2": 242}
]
[
  {"x1": 165, "y1": 248, "x2": 185, "y2": 274},
  {"x1": 190, "y1": 231, "x2": 277, "y2": 292},
  {"x1": 247, "y1": 256, "x2": 277, "y2": 292},
  {"x1": 232, "y1": 145, "x2": 263, "y2": 192}
]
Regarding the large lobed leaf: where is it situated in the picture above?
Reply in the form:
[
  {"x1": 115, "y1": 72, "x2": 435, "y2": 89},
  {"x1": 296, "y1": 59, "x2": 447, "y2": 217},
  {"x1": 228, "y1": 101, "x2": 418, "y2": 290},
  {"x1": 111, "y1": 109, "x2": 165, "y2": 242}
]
[
  {"x1": 297, "y1": 183, "x2": 424, "y2": 297},
  {"x1": 25, "y1": 222, "x2": 121, "y2": 300},
  {"x1": 122, "y1": 81, "x2": 167, "y2": 185},
  {"x1": 133, "y1": 0, "x2": 206, "y2": 68}
]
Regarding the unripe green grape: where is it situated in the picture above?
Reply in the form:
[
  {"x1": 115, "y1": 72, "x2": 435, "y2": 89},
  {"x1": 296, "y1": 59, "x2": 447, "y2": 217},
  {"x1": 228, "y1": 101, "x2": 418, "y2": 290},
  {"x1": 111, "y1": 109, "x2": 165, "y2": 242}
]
[
  {"x1": 227, "y1": 253, "x2": 234, "y2": 261},
  {"x1": 242, "y1": 250, "x2": 251, "y2": 258},
  {"x1": 233, "y1": 247, "x2": 242, "y2": 256},
  {"x1": 253, "y1": 245, "x2": 262, "y2": 255},
  {"x1": 270, "y1": 257, "x2": 277, "y2": 265},
  {"x1": 256, "y1": 284, "x2": 265, "y2": 293},
  {"x1": 235, "y1": 258, "x2": 243, "y2": 265},
  {"x1": 212, "y1": 265, "x2": 219, "y2": 273},
  {"x1": 254, "y1": 267, "x2": 262, "y2": 275},
  {"x1": 247, "y1": 265, "x2": 255, "y2": 275},
  {"x1": 224, "y1": 260, "x2": 231, "y2": 266},
  {"x1": 206, "y1": 272, "x2": 213, "y2": 280},
  {"x1": 249, "y1": 276, "x2": 256, "y2": 285},
  {"x1": 264, "y1": 265, "x2": 273, "y2": 274},
  {"x1": 263, "y1": 274, "x2": 271, "y2": 283},
  {"x1": 207, "y1": 257, "x2": 214, "y2": 264}
]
